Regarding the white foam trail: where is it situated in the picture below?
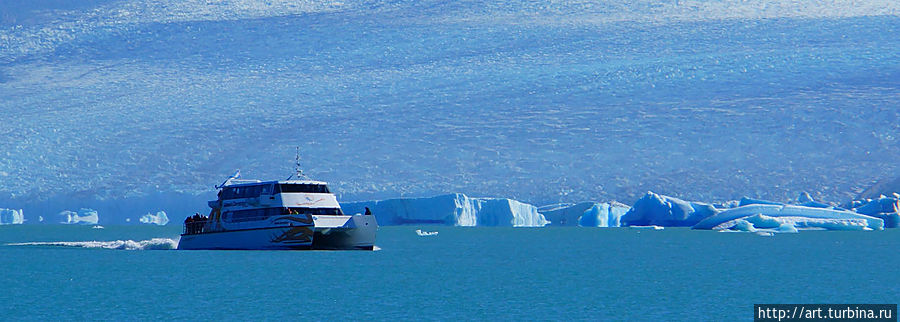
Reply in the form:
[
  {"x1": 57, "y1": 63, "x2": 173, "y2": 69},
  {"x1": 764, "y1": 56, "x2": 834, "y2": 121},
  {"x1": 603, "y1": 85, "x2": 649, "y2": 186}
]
[{"x1": 7, "y1": 238, "x2": 178, "y2": 250}]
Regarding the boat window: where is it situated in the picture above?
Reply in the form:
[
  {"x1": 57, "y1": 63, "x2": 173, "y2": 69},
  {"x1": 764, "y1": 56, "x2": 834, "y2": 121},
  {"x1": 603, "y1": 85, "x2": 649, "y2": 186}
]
[
  {"x1": 284, "y1": 207, "x2": 344, "y2": 216},
  {"x1": 220, "y1": 184, "x2": 267, "y2": 199},
  {"x1": 278, "y1": 184, "x2": 331, "y2": 193}
]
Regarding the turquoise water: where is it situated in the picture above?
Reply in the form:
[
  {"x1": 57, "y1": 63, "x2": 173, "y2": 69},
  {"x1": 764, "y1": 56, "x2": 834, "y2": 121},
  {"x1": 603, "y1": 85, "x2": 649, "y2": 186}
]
[{"x1": 1, "y1": 226, "x2": 898, "y2": 320}]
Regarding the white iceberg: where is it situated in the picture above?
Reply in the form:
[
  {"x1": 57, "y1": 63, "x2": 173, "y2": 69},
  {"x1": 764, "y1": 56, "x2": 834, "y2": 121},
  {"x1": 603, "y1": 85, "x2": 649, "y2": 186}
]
[
  {"x1": 0, "y1": 208, "x2": 24, "y2": 225},
  {"x1": 139, "y1": 211, "x2": 170, "y2": 226},
  {"x1": 341, "y1": 193, "x2": 548, "y2": 227},
  {"x1": 58, "y1": 208, "x2": 100, "y2": 225},
  {"x1": 693, "y1": 204, "x2": 884, "y2": 231},
  {"x1": 415, "y1": 229, "x2": 438, "y2": 236},
  {"x1": 620, "y1": 192, "x2": 718, "y2": 227}
]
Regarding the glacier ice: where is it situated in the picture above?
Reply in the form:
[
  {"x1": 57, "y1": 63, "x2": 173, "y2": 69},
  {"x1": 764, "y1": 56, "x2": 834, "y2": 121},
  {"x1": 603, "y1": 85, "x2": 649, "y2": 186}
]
[
  {"x1": 539, "y1": 201, "x2": 629, "y2": 227},
  {"x1": 577, "y1": 202, "x2": 630, "y2": 227},
  {"x1": 0, "y1": 208, "x2": 24, "y2": 225},
  {"x1": 58, "y1": 208, "x2": 100, "y2": 225},
  {"x1": 620, "y1": 192, "x2": 718, "y2": 227},
  {"x1": 340, "y1": 193, "x2": 548, "y2": 227},
  {"x1": 693, "y1": 204, "x2": 884, "y2": 231},
  {"x1": 139, "y1": 211, "x2": 170, "y2": 226},
  {"x1": 848, "y1": 195, "x2": 900, "y2": 228},
  {"x1": 1, "y1": 0, "x2": 900, "y2": 211}
]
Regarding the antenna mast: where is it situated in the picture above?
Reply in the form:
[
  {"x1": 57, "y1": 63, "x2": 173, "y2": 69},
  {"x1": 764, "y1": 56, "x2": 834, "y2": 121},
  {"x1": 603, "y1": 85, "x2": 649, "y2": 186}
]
[{"x1": 295, "y1": 146, "x2": 303, "y2": 178}]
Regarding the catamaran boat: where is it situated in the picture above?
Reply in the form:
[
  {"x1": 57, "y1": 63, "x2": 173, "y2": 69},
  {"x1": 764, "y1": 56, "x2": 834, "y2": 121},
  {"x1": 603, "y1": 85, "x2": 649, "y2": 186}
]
[{"x1": 178, "y1": 170, "x2": 377, "y2": 250}]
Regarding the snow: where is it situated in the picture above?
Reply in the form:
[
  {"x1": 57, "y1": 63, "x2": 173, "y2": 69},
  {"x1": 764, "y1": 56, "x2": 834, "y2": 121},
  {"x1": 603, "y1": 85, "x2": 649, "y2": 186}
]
[
  {"x1": 341, "y1": 193, "x2": 548, "y2": 227},
  {"x1": 693, "y1": 204, "x2": 884, "y2": 231},
  {"x1": 620, "y1": 192, "x2": 719, "y2": 227},
  {"x1": 58, "y1": 208, "x2": 100, "y2": 225},
  {"x1": 139, "y1": 211, "x2": 170, "y2": 226},
  {"x1": 0, "y1": 208, "x2": 24, "y2": 225}
]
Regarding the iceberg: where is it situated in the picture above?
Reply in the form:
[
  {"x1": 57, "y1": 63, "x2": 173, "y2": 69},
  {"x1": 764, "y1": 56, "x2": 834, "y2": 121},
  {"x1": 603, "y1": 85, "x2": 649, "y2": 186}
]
[
  {"x1": 58, "y1": 208, "x2": 100, "y2": 225},
  {"x1": 341, "y1": 193, "x2": 548, "y2": 227},
  {"x1": 415, "y1": 229, "x2": 438, "y2": 236},
  {"x1": 0, "y1": 208, "x2": 24, "y2": 225},
  {"x1": 693, "y1": 204, "x2": 884, "y2": 231},
  {"x1": 577, "y1": 202, "x2": 630, "y2": 227},
  {"x1": 139, "y1": 211, "x2": 170, "y2": 226},
  {"x1": 539, "y1": 201, "x2": 629, "y2": 227},
  {"x1": 849, "y1": 195, "x2": 900, "y2": 228},
  {"x1": 620, "y1": 192, "x2": 718, "y2": 227}
]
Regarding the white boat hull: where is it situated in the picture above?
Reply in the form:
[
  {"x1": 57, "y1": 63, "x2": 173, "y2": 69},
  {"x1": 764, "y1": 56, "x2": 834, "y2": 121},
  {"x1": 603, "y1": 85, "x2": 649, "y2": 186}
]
[{"x1": 178, "y1": 215, "x2": 377, "y2": 250}]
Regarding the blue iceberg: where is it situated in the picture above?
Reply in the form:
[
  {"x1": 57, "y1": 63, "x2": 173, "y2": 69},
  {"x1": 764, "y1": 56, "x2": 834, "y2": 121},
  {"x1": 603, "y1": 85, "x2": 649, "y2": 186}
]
[
  {"x1": 693, "y1": 204, "x2": 884, "y2": 231},
  {"x1": 0, "y1": 208, "x2": 24, "y2": 225},
  {"x1": 849, "y1": 195, "x2": 900, "y2": 228},
  {"x1": 620, "y1": 192, "x2": 718, "y2": 227},
  {"x1": 577, "y1": 202, "x2": 630, "y2": 227},
  {"x1": 539, "y1": 202, "x2": 629, "y2": 227},
  {"x1": 341, "y1": 193, "x2": 548, "y2": 227},
  {"x1": 58, "y1": 208, "x2": 100, "y2": 225}
]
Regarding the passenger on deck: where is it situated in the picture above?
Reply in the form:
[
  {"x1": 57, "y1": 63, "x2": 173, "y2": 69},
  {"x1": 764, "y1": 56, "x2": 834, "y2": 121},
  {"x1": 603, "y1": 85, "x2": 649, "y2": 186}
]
[{"x1": 365, "y1": 207, "x2": 372, "y2": 216}]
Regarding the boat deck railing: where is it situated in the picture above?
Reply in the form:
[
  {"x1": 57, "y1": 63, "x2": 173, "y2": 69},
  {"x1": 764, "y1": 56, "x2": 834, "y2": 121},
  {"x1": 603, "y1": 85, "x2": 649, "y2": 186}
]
[{"x1": 183, "y1": 219, "x2": 209, "y2": 235}]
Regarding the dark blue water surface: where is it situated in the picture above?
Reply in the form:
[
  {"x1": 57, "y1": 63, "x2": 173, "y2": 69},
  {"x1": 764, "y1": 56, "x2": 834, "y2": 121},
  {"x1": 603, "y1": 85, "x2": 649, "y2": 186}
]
[{"x1": 1, "y1": 225, "x2": 897, "y2": 320}]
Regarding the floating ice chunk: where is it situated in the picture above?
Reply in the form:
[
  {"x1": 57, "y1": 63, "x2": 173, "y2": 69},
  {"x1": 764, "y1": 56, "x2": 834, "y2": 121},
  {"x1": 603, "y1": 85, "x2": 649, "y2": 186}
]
[
  {"x1": 341, "y1": 193, "x2": 547, "y2": 227},
  {"x1": 58, "y1": 208, "x2": 99, "y2": 225},
  {"x1": 755, "y1": 231, "x2": 774, "y2": 237},
  {"x1": 693, "y1": 204, "x2": 884, "y2": 231},
  {"x1": 629, "y1": 225, "x2": 664, "y2": 230},
  {"x1": 0, "y1": 208, "x2": 24, "y2": 225},
  {"x1": 776, "y1": 223, "x2": 799, "y2": 233},
  {"x1": 91, "y1": 225, "x2": 104, "y2": 229},
  {"x1": 731, "y1": 219, "x2": 757, "y2": 232},
  {"x1": 620, "y1": 192, "x2": 718, "y2": 227},
  {"x1": 415, "y1": 229, "x2": 438, "y2": 236},
  {"x1": 139, "y1": 211, "x2": 170, "y2": 226},
  {"x1": 577, "y1": 202, "x2": 630, "y2": 227}
]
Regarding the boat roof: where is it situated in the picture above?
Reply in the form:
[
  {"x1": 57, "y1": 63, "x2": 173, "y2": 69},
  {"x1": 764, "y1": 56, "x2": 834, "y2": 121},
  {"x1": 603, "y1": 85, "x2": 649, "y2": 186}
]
[{"x1": 223, "y1": 179, "x2": 328, "y2": 187}]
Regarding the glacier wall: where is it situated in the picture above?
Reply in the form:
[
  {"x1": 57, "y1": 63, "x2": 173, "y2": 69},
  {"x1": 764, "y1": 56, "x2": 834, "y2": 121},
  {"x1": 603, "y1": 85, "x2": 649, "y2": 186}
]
[
  {"x1": 0, "y1": 208, "x2": 24, "y2": 225},
  {"x1": 1, "y1": 0, "x2": 899, "y2": 209},
  {"x1": 341, "y1": 193, "x2": 548, "y2": 227}
]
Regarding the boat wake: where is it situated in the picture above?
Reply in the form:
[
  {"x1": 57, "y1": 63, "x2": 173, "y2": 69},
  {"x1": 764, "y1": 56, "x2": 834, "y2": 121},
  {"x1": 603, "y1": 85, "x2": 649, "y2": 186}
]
[{"x1": 7, "y1": 238, "x2": 178, "y2": 250}]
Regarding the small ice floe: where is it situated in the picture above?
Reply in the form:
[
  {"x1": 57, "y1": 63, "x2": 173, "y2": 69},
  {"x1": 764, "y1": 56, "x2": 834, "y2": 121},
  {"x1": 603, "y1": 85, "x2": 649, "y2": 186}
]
[
  {"x1": 629, "y1": 225, "x2": 664, "y2": 230},
  {"x1": 91, "y1": 225, "x2": 105, "y2": 229},
  {"x1": 415, "y1": 229, "x2": 438, "y2": 236},
  {"x1": 755, "y1": 231, "x2": 774, "y2": 237}
]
